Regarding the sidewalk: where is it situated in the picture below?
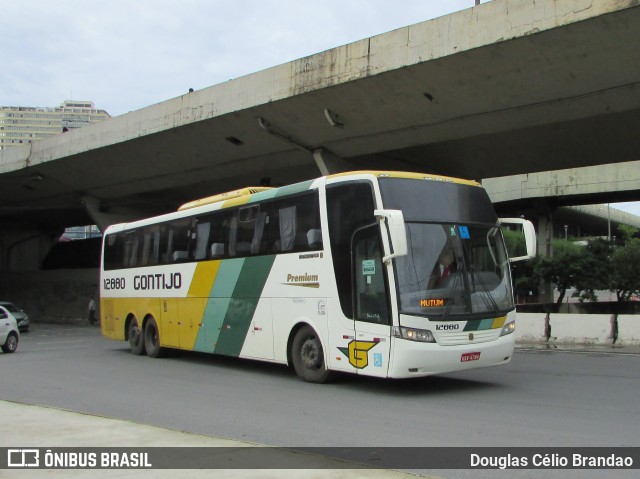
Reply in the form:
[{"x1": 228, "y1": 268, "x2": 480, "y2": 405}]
[
  {"x1": 516, "y1": 341, "x2": 640, "y2": 354},
  {"x1": 0, "y1": 400, "x2": 429, "y2": 479}
]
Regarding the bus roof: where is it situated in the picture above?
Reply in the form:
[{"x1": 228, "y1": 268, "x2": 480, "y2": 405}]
[
  {"x1": 327, "y1": 170, "x2": 480, "y2": 187},
  {"x1": 178, "y1": 186, "x2": 274, "y2": 211},
  {"x1": 180, "y1": 171, "x2": 479, "y2": 211},
  {"x1": 104, "y1": 171, "x2": 480, "y2": 234}
]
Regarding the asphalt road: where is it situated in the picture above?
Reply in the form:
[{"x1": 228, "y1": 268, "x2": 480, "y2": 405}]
[{"x1": 2, "y1": 323, "x2": 638, "y2": 478}]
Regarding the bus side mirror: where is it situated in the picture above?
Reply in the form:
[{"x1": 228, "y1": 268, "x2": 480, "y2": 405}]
[
  {"x1": 499, "y1": 218, "x2": 537, "y2": 262},
  {"x1": 374, "y1": 209, "x2": 408, "y2": 264}
]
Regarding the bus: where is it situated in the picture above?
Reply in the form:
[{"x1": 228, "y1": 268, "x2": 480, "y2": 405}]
[{"x1": 100, "y1": 171, "x2": 535, "y2": 382}]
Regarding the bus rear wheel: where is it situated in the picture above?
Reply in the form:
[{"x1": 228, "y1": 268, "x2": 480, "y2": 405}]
[
  {"x1": 128, "y1": 317, "x2": 145, "y2": 355},
  {"x1": 144, "y1": 317, "x2": 164, "y2": 358},
  {"x1": 291, "y1": 326, "x2": 331, "y2": 383}
]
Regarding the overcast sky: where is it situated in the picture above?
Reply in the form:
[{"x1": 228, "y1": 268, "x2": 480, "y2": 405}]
[{"x1": 2, "y1": 0, "x2": 638, "y2": 216}]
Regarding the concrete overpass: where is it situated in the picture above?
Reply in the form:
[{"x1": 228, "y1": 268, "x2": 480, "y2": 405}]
[
  {"x1": 483, "y1": 160, "x2": 640, "y2": 255},
  {"x1": 1, "y1": 0, "x2": 640, "y2": 271}
]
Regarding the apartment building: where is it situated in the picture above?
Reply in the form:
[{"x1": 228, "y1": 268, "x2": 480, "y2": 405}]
[{"x1": 0, "y1": 100, "x2": 110, "y2": 149}]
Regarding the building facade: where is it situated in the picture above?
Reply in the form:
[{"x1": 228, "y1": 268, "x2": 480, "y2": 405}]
[{"x1": 0, "y1": 100, "x2": 110, "y2": 150}]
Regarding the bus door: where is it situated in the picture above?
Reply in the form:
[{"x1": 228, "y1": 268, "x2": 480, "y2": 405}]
[{"x1": 351, "y1": 225, "x2": 392, "y2": 377}]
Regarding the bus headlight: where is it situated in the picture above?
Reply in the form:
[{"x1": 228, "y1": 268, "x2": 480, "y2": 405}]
[
  {"x1": 500, "y1": 320, "x2": 515, "y2": 336},
  {"x1": 393, "y1": 326, "x2": 436, "y2": 343}
]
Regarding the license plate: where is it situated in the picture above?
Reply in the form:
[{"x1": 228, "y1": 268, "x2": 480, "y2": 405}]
[{"x1": 461, "y1": 352, "x2": 481, "y2": 362}]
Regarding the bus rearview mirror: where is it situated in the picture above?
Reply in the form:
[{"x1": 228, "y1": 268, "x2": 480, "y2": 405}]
[
  {"x1": 499, "y1": 218, "x2": 537, "y2": 262},
  {"x1": 374, "y1": 209, "x2": 408, "y2": 264}
]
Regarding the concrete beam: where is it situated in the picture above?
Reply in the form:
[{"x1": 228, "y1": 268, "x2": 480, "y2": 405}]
[
  {"x1": 483, "y1": 160, "x2": 640, "y2": 206},
  {"x1": 2, "y1": 0, "x2": 639, "y2": 233}
]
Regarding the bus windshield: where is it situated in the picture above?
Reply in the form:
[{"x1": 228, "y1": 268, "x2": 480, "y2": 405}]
[
  {"x1": 378, "y1": 177, "x2": 514, "y2": 319},
  {"x1": 394, "y1": 223, "x2": 514, "y2": 318}
]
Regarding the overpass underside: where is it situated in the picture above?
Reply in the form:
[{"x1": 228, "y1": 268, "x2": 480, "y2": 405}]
[
  {"x1": 2, "y1": 0, "x2": 640, "y2": 232},
  {"x1": 1, "y1": 0, "x2": 640, "y2": 274}
]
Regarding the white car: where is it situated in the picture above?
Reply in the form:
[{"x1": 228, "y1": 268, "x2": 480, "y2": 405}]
[
  {"x1": 0, "y1": 301, "x2": 29, "y2": 332},
  {"x1": 0, "y1": 305, "x2": 20, "y2": 353}
]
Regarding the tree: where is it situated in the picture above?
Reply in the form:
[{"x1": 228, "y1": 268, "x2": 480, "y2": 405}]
[
  {"x1": 534, "y1": 240, "x2": 584, "y2": 304},
  {"x1": 612, "y1": 226, "x2": 640, "y2": 301},
  {"x1": 570, "y1": 238, "x2": 613, "y2": 302},
  {"x1": 502, "y1": 228, "x2": 527, "y2": 259},
  {"x1": 533, "y1": 238, "x2": 614, "y2": 304}
]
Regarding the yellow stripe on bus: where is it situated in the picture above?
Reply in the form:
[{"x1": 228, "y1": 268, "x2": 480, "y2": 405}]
[
  {"x1": 188, "y1": 261, "x2": 221, "y2": 298},
  {"x1": 491, "y1": 316, "x2": 507, "y2": 329},
  {"x1": 327, "y1": 170, "x2": 480, "y2": 187}
]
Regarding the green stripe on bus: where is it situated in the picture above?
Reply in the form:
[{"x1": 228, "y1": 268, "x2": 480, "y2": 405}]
[
  {"x1": 274, "y1": 179, "x2": 315, "y2": 197},
  {"x1": 464, "y1": 318, "x2": 496, "y2": 331},
  {"x1": 213, "y1": 255, "x2": 276, "y2": 356},
  {"x1": 248, "y1": 189, "x2": 278, "y2": 203},
  {"x1": 211, "y1": 259, "x2": 245, "y2": 298},
  {"x1": 194, "y1": 259, "x2": 245, "y2": 353},
  {"x1": 247, "y1": 179, "x2": 314, "y2": 204}
]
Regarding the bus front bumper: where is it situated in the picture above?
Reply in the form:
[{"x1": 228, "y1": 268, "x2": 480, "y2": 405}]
[{"x1": 387, "y1": 334, "x2": 516, "y2": 378}]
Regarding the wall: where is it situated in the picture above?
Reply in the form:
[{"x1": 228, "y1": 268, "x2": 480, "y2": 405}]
[
  {"x1": 0, "y1": 269, "x2": 99, "y2": 324},
  {"x1": 516, "y1": 311, "x2": 640, "y2": 346}
]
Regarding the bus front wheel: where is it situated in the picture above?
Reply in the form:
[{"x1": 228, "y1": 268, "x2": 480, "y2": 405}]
[
  {"x1": 291, "y1": 326, "x2": 331, "y2": 383},
  {"x1": 128, "y1": 316, "x2": 145, "y2": 356},
  {"x1": 144, "y1": 317, "x2": 164, "y2": 358}
]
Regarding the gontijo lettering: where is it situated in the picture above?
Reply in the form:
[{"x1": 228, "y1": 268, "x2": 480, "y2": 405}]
[{"x1": 133, "y1": 273, "x2": 182, "y2": 290}]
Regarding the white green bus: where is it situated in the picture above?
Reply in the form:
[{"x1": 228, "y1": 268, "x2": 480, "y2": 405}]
[{"x1": 101, "y1": 171, "x2": 535, "y2": 382}]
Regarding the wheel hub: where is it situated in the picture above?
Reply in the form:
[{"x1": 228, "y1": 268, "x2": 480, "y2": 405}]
[{"x1": 301, "y1": 339, "x2": 319, "y2": 369}]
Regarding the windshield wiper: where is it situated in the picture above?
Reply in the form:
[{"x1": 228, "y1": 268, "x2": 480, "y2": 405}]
[
  {"x1": 469, "y1": 268, "x2": 499, "y2": 312},
  {"x1": 441, "y1": 271, "x2": 462, "y2": 322}
]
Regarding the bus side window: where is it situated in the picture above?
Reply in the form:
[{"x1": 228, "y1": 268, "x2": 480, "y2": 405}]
[
  {"x1": 276, "y1": 205, "x2": 297, "y2": 252},
  {"x1": 228, "y1": 215, "x2": 241, "y2": 256},
  {"x1": 210, "y1": 243, "x2": 225, "y2": 259},
  {"x1": 167, "y1": 219, "x2": 191, "y2": 262},
  {"x1": 193, "y1": 220, "x2": 211, "y2": 260},
  {"x1": 103, "y1": 234, "x2": 114, "y2": 270},
  {"x1": 251, "y1": 210, "x2": 268, "y2": 255},
  {"x1": 123, "y1": 231, "x2": 140, "y2": 268},
  {"x1": 228, "y1": 206, "x2": 257, "y2": 257},
  {"x1": 163, "y1": 230, "x2": 174, "y2": 264},
  {"x1": 208, "y1": 213, "x2": 229, "y2": 259},
  {"x1": 140, "y1": 227, "x2": 162, "y2": 266},
  {"x1": 151, "y1": 230, "x2": 161, "y2": 265},
  {"x1": 307, "y1": 229, "x2": 322, "y2": 249},
  {"x1": 104, "y1": 233, "x2": 124, "y2": 270},
  {"x1": 269, "y1": 192, "x2": 321, "y2": 253}
]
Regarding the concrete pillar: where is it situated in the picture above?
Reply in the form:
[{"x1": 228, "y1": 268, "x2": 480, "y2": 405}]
[
  {"x1": 82, "y1": 195, "x2": 147, "y2": 231},
  {"x1": 312, "y1": 147, "x2": 350, "y2": 176},
  {"x1": 537, "y1": 210, "x2": 554, "y2": 258},
  {"x1": 534, "y1": 201, "x2": 555, "y2": 304}
]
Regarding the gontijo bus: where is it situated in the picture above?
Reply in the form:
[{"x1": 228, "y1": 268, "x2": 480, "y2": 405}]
[{"x1": 100, "y1": 171, "x2": 535, "y2": 382}]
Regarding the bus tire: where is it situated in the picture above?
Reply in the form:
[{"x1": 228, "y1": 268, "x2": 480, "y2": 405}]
[
  {"x1": 128, "y1": 316, "x2": 145, "y2": 356},
  {"x1": 291, "y1": 326, "x2": 331, "y2": 383},
  {"x1": 144, "y1": 317, "x2": 164, "y2": 358}
]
